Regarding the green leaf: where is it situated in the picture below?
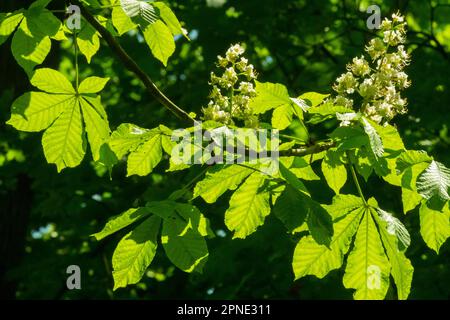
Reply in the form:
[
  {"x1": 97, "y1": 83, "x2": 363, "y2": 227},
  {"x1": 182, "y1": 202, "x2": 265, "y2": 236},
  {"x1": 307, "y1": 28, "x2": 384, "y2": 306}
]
[
  {"x1": 289, "y1": 157, "x2": 320, "y2": 181},
  {"x1": 278, "y1": 162, "x2": 309, "y2": 195},
  {"x1": 305, "y1": 196, "x2": 334, "y2": 247},
  {"x1": 152, "y1": 2, "x2": 185, "y2": 37},
  {"x1": 417, "y1": 160, "x2": 450, "y2": 202},
  {"x1": 293, "y1": 207, "x2": 363, "y2": 279},
  {"x1": 323, "y1": 194, "x2": 364, "y2": 219},
  {"x1": 361, "y1": 117, "x2": 384, "y2": 158},
  {"x1": 142, "y1": 20, "x2": 175, "y2": 66},
  {"x1": 331, "y1": 126, "x2": 368, "y2": 152},
  {"x1": 384, "y1": 150, "x2": 431, "y2": 189},
  {"x1": 78, "y1": 76, "x2": 110, "y2": 94},
  {"x1": 273, "y1": 185, "x2": 307, "y2": 232},
  {"x1": 42, "y1": 98, "x2": 86, "y2": 172},
  {"x1": 7, "y1": 92, "x2": 73, "y2": 131},
  {"x1": 109, "y1": 123, "x2": 154, "y2": 159},
  {"x1": 369, "y1": 121, "x2": 405, "y2": 152},
  {"x1": 193, "y1": 164, "x2": 254, "y2": 203},
  {"x1": 112, "y1": 215, "x2": 161, "y2": 290},
  {"x1": 31, "y1": 68, "x2": 74, "y2": 94},
  {"x1": 111, "y1": 5, "x2": 136, "y2": 35},
  {"x1": 419, "y1": 201, "x2": 450, "y2": 253},
  {"x1": 250, "y1": 81, "x2": 291, "y2": 114},
  {"x1": 0, "y1": 10, "x2": 24, "y2": 46},
  {"x1": 307, "y1": 103, "x2": 353, "y2": 124},
  {"x1": 377, "y1": 208, "x2": 411, "y2": 250},
  {"x1": 397, "y1": 150, "x2": 432, "y2": 172},
  {"x1": 120, "y1": 0, "x2": 159, "y2": 25},
  {"x1": 127, "y1": 133, "x2": 163, "y2": 176},
  {"x1": 173, "y1": 203, "x2": 214, "y2": 238},
  {"x1": 321, "y1": 149, "x2": 347, "y2": 194},
  {"x1": 79, "y1": 97, "x2": 110, "y2": 161},
  {"x1": 290, "y1": 166, "x2": 320, "y2": 181},
  {"x1": 11, "y1": 18, "x2": 51, "y2": 76},
  {"x1": 8, "y1": 68, "x2": 110, "y2": 171},
  {"x1": 272, "y1": 103, "x2": 293, "y2": 130},
  {"x1": 299, "y1": 92, "x2": 329, "y2": 107},
  {"x1": 225, "y1": 172, "x2": 271, "y2": 239},
  {"x1": 92, "y1": 207, "x2": 152, "y2": 240},
  {"x1": 77, "y1": 21, "x2": 100, "y2": 63},
  {"x1": 161, "y1": 217, "x2": 209, "y2": 272},
  {"x1": 402, "y1": 188, "x2": 422, "y2": 214},
  {"x1": 372, "y1": 207, "x2": 413, "y2": 300},
  {"x1": 343, "y1": 209, "x2": 390, "y2": 300},
  {"x1": 351, "y1": 149, "x2": 373, "y2": 181}
]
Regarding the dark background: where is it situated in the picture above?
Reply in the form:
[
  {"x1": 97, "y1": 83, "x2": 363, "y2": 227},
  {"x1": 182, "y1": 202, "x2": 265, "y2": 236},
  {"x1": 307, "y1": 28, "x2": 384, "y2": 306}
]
[{"x1": 0, "y1": 0, "x2": 449, "y2": 299}]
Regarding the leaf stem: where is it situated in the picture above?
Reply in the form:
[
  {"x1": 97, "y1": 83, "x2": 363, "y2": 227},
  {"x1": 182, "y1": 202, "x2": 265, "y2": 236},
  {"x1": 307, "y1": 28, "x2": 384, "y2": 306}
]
[
  {"x1": 347, "y1": 151, "x2": 367, "y2": 205},
  {"x1": 74, "y1": 32, "x2": 79, "y2": 93},
  {"x1": 279, "y1": 134, "x2": 307, "y2": 144}
]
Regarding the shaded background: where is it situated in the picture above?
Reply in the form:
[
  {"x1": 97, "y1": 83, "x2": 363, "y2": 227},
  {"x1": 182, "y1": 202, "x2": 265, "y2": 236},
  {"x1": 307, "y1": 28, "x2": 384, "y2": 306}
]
[{"x1": 0, "y1": 0, "x2": 449, "y2": 299}]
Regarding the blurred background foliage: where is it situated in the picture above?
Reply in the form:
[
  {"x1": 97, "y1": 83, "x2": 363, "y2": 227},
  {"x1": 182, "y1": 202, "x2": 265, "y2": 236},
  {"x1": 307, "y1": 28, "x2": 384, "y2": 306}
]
[{"x1": 0, "y1": 0, "x2": 449, "y2": 299}]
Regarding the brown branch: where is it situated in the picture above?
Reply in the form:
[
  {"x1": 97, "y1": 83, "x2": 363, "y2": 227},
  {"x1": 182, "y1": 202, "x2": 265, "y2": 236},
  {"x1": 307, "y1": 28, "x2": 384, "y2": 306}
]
[
  {"x1": 279, "y1": 141, "x2": 335, "y2": 157},
  {"x1": 72, "y1": 0, "x2": 195, "y2": 126}
]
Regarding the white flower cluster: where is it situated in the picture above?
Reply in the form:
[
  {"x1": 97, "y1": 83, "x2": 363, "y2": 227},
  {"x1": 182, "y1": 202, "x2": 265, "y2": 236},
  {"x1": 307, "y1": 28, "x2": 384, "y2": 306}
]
[
  {"x1": 332, "y1": 12, "x2": 411, "y2": 123},
  {"x1": 202, "y1": 44, "x2": 259, "y2": 127}
]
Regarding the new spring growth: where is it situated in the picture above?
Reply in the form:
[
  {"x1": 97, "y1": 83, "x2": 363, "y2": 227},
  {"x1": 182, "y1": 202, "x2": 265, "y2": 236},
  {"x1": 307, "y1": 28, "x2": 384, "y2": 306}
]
[
  {"x1": 332, "y1": 12, "x2": 411, "y2": 124},
  {"x1": 202, "y1": 44, "x2": 259, "y2": 127}
]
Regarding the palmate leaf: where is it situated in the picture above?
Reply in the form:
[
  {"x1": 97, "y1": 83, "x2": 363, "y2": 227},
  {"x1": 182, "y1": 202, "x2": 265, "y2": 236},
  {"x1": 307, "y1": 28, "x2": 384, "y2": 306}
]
[
  {"x1": 96, "y1": 200, "x2": 211, "y2": 289},
  {"x1": 225, "y1": 172, "x2": 271, "y2": 239},
  {"x1": 343, "y1": 209, "x2": 391, "y2": 300},
  {"x1": 7, "y1": 68, "x2": 110, "y2": 171},
  {"x1": 417, "y1": 160, "x2": 450, "y2": 202},
  {"x1": 193, "y1": 164, "x2": 254, "y2": 203},
  {"x1": 419, "y1": 201, "x2": 450, "y2": 253},
  {"x1": 293, "y1": 207, "x2": 363, "y2": 279},
  {"x1": 112, "y1": 215, "x2": 161, "y2": 290}
]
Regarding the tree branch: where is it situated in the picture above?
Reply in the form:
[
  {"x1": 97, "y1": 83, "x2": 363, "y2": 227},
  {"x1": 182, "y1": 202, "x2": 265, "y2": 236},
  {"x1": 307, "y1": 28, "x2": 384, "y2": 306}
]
[
  {"x1": 279, "y1": 141, "x2": 335, "y2": 157},
  {"x1": 72, "y1": 0, "x2": 195, "y2": 125}
]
